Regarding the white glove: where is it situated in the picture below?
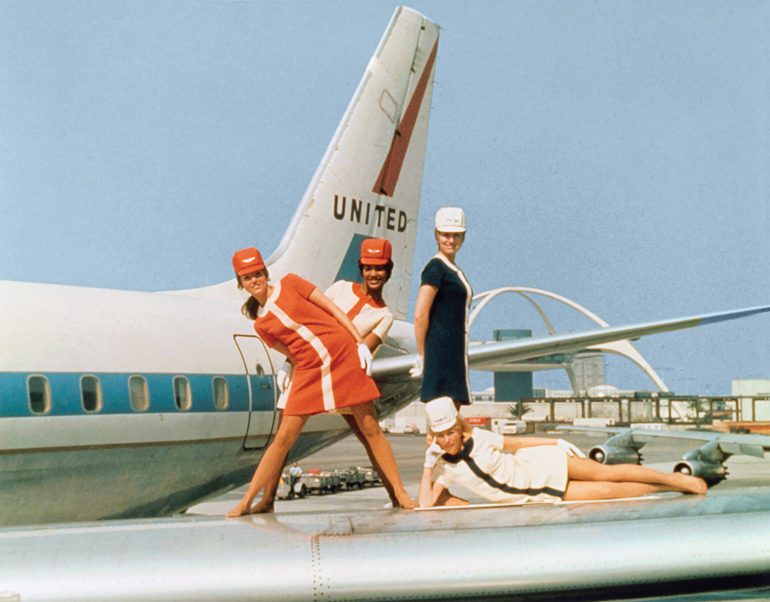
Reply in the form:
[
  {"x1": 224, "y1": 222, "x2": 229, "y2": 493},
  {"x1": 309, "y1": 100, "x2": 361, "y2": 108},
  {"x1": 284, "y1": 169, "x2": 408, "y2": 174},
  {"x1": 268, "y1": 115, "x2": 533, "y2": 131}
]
[
  {"x1": 409, "y1": 355, "x2": 424, "y2": 379},
  {"x1": 276, "y1": 362, "x2": 293, "y2": 392},
  {"x1": 424, "y1": 441, "x2": 444, "y2": 469},
  {"x1": 556, "y1": 438, "x2": 585, "y2": 458},
  {"x1": 357, "y1": 343, "x2": 373, "y2": 376}
]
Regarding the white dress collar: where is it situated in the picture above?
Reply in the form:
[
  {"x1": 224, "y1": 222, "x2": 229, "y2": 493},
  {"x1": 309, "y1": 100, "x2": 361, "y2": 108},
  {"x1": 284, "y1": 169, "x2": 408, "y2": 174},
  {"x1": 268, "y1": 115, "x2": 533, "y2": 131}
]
[
  {"x1": 433, "y1": 252, "x2": 460, "y2": 272},
  {"x1": 432, "y1": 253, "x2": 473, "y2": 309}
]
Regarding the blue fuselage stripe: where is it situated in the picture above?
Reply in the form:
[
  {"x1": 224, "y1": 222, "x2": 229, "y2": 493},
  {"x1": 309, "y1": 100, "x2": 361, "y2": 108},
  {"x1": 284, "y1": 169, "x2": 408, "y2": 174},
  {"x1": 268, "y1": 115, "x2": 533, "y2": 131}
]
[{"x1": 0, "y1": 372, "x2": 275, "y2": 417}]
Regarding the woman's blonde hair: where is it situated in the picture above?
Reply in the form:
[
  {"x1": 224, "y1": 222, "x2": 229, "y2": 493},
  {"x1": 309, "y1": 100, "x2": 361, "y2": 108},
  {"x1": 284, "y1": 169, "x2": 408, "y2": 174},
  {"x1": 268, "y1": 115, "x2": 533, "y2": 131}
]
[
  {"x1": 434, "y1": 229, "x2": 465, "y2": 243},
  {"x1": 427, "y1": 415, "x2": 472, "y2": 444}
]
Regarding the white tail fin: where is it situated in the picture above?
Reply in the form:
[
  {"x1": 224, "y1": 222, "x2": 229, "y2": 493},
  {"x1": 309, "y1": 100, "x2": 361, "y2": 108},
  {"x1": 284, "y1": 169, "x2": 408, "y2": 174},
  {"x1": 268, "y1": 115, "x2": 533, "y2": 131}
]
[
  {"x1": 270, "y1": 6, "x2": 438, "y2": 319},
  {"x1": 190, "y1": 7, "x2": 439, "y2": 319}
]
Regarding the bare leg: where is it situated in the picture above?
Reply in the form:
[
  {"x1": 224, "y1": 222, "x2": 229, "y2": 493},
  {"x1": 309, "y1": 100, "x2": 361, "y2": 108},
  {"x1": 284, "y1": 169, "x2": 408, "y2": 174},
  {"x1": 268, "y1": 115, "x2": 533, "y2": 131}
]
[
  {"x1": 435, "y1": 488, "x2": 469, "y2": 506},
  {"x1": 564, "y1": 480, "x2": 667, "y2": 501},
  {"x1": 249, "y1": 414, "x2": 287, "y2": 514},
  {"x1": 342, "y1": 413, "x2": 399, "y2": 506},
  {"x1": 248, "y1": 453, "x2": 286, "y2": 514},
  {"x1": 566, "y1": 457, "x2": 707, "y2": 495},
  {"x1": 226, "y1": 414, "x2": 309, "y2": 518},
  {"x1": 349, "y1": 402, "x2": 417, "y2": 509}
]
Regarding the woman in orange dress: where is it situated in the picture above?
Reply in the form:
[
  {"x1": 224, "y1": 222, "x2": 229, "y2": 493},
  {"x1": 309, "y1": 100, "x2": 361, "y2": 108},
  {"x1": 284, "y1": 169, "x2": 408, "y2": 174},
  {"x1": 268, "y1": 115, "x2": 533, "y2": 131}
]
[
  {"x1": 227, "y1": 246, "x2": 414, "y2": 517},
  {"x1": 250, "y1": 239, "x2": 412, "y2": 511}
]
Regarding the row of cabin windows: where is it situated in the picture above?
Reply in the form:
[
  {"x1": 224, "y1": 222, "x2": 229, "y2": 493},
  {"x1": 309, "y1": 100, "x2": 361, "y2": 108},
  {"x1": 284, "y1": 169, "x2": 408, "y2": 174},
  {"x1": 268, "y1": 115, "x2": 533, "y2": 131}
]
[{"x1": 26, "y1": 374, "x2": 231, "y2": 415}]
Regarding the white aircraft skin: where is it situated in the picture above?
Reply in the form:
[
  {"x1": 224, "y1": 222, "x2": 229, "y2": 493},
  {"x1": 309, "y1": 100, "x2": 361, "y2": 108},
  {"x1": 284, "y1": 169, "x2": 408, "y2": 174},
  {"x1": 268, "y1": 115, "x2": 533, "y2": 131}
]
[
  {"x1": 2, "y1": 6, "x2": 770, "y2": 599},
  {"x1": 2, "y1": 486, "x2": 770, "y2": 601}
]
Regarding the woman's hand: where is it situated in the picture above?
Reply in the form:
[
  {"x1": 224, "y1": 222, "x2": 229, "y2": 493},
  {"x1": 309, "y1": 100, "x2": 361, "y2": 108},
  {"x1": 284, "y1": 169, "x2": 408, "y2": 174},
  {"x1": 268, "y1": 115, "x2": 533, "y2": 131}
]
[
  {"x1": 418, "y1": 454, "x2": 442, "y2": 508},
  {"x1": 409, "y1": 355, "x2": 424, "y2": 379},
  {"x1": 357, "y1": 343, "x2": 373, "y2": 375},
  {"x1": 276, "y1": 362, "x2": 293, "y2": 392},
  {"x1": 424, "y1": 440, "x2": 444, "y2": 468},
  {"x1": 556, "y1": 438, "x2": 585, "y2": 458}
]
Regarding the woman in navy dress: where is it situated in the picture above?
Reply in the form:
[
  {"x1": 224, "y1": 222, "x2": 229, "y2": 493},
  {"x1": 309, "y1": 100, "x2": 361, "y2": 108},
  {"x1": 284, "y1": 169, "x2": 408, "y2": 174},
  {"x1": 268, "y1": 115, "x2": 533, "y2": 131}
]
[{"x1": 414, "y1": 207, "x2": 473, "y2": 406}]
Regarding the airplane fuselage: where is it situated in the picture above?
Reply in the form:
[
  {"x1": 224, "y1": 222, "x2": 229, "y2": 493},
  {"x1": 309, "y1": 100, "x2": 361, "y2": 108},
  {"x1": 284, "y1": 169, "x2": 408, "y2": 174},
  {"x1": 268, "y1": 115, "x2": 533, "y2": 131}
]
[{"x1": 0, "y1": 279, "x2": 419, "y2": 526}]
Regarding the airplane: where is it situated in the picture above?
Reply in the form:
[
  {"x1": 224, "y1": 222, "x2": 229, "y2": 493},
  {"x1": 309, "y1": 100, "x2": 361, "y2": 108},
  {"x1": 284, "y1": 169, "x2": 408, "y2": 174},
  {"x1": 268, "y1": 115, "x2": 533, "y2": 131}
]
[
  {"x1": 557, "y1": 423, "x2": 770, "y2": 485},
  {"x1": 2, "y1": 5, "x2": 770, "y2": 601},
  {"x1": 1, "y1": 3, "x2": 769, "y2": 530}
]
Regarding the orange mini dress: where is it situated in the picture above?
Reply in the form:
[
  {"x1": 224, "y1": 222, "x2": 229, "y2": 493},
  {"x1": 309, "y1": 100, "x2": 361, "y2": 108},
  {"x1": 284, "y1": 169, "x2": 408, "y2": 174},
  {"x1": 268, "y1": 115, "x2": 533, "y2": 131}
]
[{"x1": 254, "y1": 273, "x2": 380, "y2": 416}]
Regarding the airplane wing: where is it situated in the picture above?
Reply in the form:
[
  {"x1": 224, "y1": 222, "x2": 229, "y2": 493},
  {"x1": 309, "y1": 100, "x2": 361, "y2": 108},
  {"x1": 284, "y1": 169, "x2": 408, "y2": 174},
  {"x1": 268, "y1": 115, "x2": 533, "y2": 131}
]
[
  {"x1": 373, "y1": 304, "x2": 770, "y2": 378},
  {"x1": 557, "y1": 425, "x2": 770, "y2": 458},
  {"x1": 555, "y1": 424, "x2": 770, "y2": 485},
  {"x1": 4, "y1": 488, "x2": 770, "y2": 601}
]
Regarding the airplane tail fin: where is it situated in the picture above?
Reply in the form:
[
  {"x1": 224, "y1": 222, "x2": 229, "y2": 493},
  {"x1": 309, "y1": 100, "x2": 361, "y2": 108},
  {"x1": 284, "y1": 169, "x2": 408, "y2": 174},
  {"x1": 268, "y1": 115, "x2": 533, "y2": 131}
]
[
  {"x1": 269, "y1": 7, "x2": 439, "y2": 319},
  {"x1": 185, "y1": 7, "x2": 439, "y2": 319}
]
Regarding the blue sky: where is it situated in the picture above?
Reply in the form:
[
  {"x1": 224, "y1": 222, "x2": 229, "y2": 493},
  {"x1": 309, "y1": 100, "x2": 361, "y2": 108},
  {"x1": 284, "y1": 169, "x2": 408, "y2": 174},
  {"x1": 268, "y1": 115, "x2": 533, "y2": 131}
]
[{"x1": 1, "y1": 1, "x2": 768, "y2": 395}]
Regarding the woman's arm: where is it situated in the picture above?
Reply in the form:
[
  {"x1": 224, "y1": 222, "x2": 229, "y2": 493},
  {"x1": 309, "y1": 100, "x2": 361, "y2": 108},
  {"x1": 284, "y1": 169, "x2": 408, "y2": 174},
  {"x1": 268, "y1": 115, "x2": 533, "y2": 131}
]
[
  {"x1": 363, "y1": 332, "x2": 382, "y2": 353},
  {"x1": 365, "y1": 312, "x2": 393, "y2": 355},
  {"x1": 418, "y1": 467, "x2": 438, "y2": 507},
  {"x1": 413, "y1": 284, "x2": 438, "y2": 358},
  {"x1": 502, "y1": 436, "x2": 584, "y2": 457},
  {"x1": 418, "y1": 440, "x2": 446, "y2": 507},
  {"x1": 308, "y1": 288, "x2": 364, "y2": 343},
  {"x1": 502, "y1": 436, "x2": 561, "y2": 453},
  {"x1": 418, "y1": 467, "x2": 450, "y2": 508}
]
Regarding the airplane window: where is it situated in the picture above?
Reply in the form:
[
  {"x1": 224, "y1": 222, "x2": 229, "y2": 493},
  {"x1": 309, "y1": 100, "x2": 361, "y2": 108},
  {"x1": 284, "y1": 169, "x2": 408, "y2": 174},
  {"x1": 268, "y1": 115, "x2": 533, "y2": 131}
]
[
  {"x1": 173, "y1": 376, "x2": 191, "y2": 411},
  {"x1": 80, "y1": 375, "x2": 103, "y2": 413},
  {"x1": 255, "y1": 363, "x2": 265, "y2": 377},
  {"x1": 27, "y1": 375, "x2": 51, "y2": 414},
  {"x1": 213, "y1": 376, "x2": 229, "y2": 411},
  {"x1": 128, "y1": 375, "x2": 149, "y2": 412}
]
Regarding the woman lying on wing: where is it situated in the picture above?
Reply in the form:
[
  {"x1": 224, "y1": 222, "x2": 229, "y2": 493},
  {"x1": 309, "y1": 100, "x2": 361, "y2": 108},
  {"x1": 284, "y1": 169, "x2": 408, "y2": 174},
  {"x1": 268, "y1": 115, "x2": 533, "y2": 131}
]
[{"x1": 418, "y1": 397, "x2": 707, "y2": 508}]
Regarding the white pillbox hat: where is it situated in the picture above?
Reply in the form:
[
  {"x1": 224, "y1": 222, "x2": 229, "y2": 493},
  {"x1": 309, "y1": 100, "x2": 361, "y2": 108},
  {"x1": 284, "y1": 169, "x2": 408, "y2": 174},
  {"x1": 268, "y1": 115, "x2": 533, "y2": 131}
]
[
  {"x1": 434, "y1": 207, "x2": 466, "y2": 233},
  {"x1": 425, "y1": 396, "x2": 458, "y2": 433}
]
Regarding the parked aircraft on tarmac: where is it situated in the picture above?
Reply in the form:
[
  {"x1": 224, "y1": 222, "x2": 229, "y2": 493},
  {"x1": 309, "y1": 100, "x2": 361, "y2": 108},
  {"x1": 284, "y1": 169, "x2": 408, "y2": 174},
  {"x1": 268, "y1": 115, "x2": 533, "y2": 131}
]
[{"x1": 2, "y1": 5, "x2": 770, "y2": 601}]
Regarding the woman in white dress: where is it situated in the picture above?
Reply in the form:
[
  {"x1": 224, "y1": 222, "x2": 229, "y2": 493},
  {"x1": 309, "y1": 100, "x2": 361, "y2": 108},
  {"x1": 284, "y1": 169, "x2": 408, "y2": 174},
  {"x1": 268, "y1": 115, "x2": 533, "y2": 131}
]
[{"x1": 418, "y1": 397, "x2": 707, "y2": 508}]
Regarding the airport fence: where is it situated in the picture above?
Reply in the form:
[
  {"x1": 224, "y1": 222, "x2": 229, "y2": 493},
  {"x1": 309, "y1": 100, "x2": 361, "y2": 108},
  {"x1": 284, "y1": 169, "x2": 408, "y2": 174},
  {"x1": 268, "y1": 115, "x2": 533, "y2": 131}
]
[{"x1": 518, "y1": 396, "x2": 747, "y2": 426}]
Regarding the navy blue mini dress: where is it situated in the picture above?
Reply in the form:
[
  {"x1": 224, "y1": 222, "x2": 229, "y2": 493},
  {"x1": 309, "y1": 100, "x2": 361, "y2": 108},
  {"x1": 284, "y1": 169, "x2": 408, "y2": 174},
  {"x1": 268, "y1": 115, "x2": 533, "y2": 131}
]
[{"x1": 420, "y1": 254, "x2": 473, "y2": 405}]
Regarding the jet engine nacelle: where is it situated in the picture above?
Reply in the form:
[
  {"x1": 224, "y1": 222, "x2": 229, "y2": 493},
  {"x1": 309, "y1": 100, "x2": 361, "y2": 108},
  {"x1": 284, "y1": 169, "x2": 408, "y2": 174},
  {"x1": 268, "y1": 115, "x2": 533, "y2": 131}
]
[
  {"x1": 673, "y1": 440, "x2": 730, "y2": 486},
  {"x1": 673, "y1": 459, "x2": 727, "y2": 486},
  {"x1": 588, "y1": 445, "x2": 642, "y2": 465}
]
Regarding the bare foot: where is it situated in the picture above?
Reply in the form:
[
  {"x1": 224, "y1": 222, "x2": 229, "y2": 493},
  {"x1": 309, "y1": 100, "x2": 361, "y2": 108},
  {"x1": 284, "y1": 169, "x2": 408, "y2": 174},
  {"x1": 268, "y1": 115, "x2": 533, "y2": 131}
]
[
  {"x1": 673, "y1": 473, "x2": 708, "y2": 495},
  {"x1": 394, "y1": 496, "x2": 418, "y2": 510},
  {"x1": 248, "y1": 500, "x2": 275, "y2": 514},
  {"x1": 445, "y1": 498, "x2": 469, "y2": 506},
  {"x1": 226, "y1": 503, "x2": 251, "y2": 518}
]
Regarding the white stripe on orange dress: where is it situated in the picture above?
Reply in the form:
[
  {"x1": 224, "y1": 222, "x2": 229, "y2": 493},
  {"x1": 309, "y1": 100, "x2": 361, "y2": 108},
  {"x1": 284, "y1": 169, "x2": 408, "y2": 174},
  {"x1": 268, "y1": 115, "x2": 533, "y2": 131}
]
[
  {"x1": 254, "y1": 274, "x2": 379, "y2": 416},
  {"x1": 324, "y1": 280, "x2": 394, "y2": 352}
]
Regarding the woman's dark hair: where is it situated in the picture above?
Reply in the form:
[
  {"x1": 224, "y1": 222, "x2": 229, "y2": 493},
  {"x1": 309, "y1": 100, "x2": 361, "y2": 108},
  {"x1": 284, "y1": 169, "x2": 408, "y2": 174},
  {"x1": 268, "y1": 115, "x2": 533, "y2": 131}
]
[
  {"x1": 241, "y1": 297, "x2": 259, "y2": 320},
  {"x1": 358, "y1": 260, "x2": 393, "y2": 282},
  {"x1": 236, "y1": 268, "x2": 269, "y2": 320}
]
